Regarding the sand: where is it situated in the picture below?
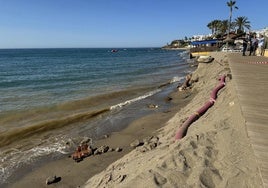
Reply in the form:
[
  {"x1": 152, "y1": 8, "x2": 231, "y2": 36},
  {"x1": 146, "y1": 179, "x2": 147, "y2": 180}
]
[
  {"x1": 83, "y1": 53, "x2": 263, "y2": 188},
  {"x1": 8, "y1": 52, "x2": 263, "y2": 188},
  {"x1": 6, "y1": 75, "x2": 195, "y2": 187}
]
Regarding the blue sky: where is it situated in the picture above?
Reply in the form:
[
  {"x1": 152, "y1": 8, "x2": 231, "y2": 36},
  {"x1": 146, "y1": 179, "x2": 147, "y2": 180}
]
[{"x1": 0, "y1": 0, "x2": 267, "y2": 48}]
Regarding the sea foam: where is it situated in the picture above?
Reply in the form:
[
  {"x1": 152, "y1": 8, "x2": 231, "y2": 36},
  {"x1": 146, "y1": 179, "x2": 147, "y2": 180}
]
[{"x1": 110, "y1": 89, "x2": 161, "y2": 110}]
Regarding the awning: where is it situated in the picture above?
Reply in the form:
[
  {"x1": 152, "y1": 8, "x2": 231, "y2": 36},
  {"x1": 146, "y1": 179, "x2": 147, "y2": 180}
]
[{"x1": 191, "y1": 39, "x2": 219, "y2": 45}]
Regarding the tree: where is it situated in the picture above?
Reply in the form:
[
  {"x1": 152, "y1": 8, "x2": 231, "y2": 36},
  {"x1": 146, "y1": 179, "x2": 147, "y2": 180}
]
[
  {"x1": 226, "y1": 0, "x2": 238, "y2": 48},
  {"x1": 215, "y1": 20, "x2": 225, "y2": 35},
  {"x1": 235, "y1": 16, "x2": 251, "y2": 33},
  {"x1": 207, "y1": 20, "x2": 222, "y2": 35},
  {"x1": 227, "y1": 0, "x2": 238, "y2": 35},
  {"x1": 219, "y1": 20, "x2": 229, "y2": 35},
  {"x1": 207, "y1": 19, "x2": 234, "y2": 37}
]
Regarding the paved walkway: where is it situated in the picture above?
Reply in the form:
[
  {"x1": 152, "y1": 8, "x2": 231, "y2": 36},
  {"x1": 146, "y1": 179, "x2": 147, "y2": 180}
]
[{"x1": 227, "y1": 53, "x2": 268, "y2": 187}]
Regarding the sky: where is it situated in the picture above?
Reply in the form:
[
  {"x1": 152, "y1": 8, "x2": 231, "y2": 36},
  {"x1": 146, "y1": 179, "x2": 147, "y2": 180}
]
[{"x1": 0, "y1": 0, "x2": 267, "y2": 48}]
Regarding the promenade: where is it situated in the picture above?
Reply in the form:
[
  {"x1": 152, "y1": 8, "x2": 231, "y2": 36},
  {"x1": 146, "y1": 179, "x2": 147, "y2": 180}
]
[{"x1": 227, "y1": 53, "x2": 268, "y2": 187}]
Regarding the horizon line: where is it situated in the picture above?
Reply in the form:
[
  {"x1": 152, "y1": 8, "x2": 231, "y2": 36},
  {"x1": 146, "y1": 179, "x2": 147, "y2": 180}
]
[{"x1": 0, "y1": 46, "x2": 162, "y2": 50}]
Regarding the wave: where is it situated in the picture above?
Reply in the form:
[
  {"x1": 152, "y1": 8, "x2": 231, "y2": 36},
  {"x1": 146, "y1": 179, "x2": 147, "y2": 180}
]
[
  {"x1": 110, "y1": 75, "x2": 185, "y2": 110},
  {"x1": 170, "y1": 76, "x2": 184, "y2": 83},
  {"x1": 0, "y1": 85, "x2": 170, "y2": 147},
  {"x1": 178, "y1": 50, "x2": 190, "y2": 59},
  {"x1": 0, "y1": 84, "x2": 172, "y2": 184},
  {"x1": 158, "y1": 76, "x2": 184, "y2": 88},
  {"x1": 0, "y1": 136, "x2": 75, "y2": 184},
  {"x1": 110, "y1": 89, "x2": 161, "y2": 110},
  {"x1": 0, "y1": 74, "x2": 184, "y2": 149},
  {"x1": 0, "y1": 87, "x2": 154, "y2": 123}
]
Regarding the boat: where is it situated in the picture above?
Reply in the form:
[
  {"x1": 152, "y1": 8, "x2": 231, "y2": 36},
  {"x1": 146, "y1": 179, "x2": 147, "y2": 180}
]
[{"x1": 111, "y1": 49, "x2": 118, "y2": 53}]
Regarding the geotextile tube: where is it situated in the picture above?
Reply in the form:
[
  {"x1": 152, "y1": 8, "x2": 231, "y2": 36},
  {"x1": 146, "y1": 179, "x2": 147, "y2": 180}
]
[{"x1": 175, "y1": 75, "x2": 226, "y2": 140}]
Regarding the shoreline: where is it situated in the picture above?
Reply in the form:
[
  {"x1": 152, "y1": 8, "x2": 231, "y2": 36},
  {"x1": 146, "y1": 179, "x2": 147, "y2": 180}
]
[
  {"x1": 84, "y1": 52, "x2": 262, "y2": 187},
  {"x1": 6, "y1": 52, "x2": 263, "y2": 188},
  {"x1": 6, "y1": 80, "x2": 196, "y2": 188},
  {"x1": 162, "y1": 47, "x2": 189, "y2": 50}
]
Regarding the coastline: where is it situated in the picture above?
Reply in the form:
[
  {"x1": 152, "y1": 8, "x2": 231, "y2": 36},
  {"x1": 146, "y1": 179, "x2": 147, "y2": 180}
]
[
  {"x1": 6, "y1": 79, "x2": 196, "y2": 188},
  {"x1": 7, "y1": 52, "x2": 263, "y2": 188},
  {"x1": 162, "y1": 47, "x2": 189, "y2": 50},
  {"x1": 0, "y1": 48, "x2": 194, "y2": 186},
  {"x1": 83, "y1": 52, "x2": 262, "y2": 187}
]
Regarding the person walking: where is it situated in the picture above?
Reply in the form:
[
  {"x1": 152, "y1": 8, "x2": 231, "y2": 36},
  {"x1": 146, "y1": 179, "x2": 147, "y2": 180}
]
[
  {"x1": 249, "y1": 34, "x2": 258, "y2": 56},
  {"x1": 242, "y1": 37, "x2": 248, "y2": 56}
]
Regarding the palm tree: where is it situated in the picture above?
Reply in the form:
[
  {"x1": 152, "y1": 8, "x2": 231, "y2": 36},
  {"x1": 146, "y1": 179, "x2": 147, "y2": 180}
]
[
  {"x1": 207, "y1": 22, "x2": 213, "y2": 34},
  {"x1": 219, "y1": 20, "x2": 229, "y2": 35},
  {"x1": 226, "y1": 0, "x2": 238, "y2": 48},
  {"x1": 215, "y1": 20, "x2": 224, "y2": 35},
  {"x1": 207, "y1": 20, "x2": 223, "y2": 35},
  {"x1": 235, "y1": 16, "x2": 251, "y2": 33},
  {"x1": 227, "y1": 0, "x2": 238, "y2": 35}
]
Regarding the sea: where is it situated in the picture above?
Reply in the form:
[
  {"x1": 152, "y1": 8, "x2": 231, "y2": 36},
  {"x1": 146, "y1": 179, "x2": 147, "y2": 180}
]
[{"x1": 0, "y1": 48, "x2": 195, "y2": 184}]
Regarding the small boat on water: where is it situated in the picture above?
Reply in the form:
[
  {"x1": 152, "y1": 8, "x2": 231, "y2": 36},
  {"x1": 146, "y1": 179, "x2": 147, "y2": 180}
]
[{"x1": 111, "y1": 49, "x2": 118, "y2": 53}]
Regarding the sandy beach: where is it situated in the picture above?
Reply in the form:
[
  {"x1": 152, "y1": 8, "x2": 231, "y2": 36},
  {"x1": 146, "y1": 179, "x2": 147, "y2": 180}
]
[
  {"x1": 6, "y1": 73, "x2": 195, "y2": 187},
  {"x1": 7, "y1": 52, "x2": 263, "y2": 188}
]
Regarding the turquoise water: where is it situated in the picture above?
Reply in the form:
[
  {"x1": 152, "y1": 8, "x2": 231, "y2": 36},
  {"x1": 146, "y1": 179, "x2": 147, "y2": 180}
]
[{"x1": 0, "y1": 48, "x2": 193, "y2": 184}]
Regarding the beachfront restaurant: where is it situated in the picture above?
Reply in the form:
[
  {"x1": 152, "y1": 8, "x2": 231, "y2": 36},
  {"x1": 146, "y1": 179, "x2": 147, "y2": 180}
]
[{"x1": 190, "y1": 39, "x2": 222, "y2": 56}]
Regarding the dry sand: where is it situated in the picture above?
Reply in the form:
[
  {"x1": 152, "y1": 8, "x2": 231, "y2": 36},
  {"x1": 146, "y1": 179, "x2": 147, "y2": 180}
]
[
  {"x1": 83, "y1": 53, "x2": 263, "y2": 188},
  {"x1": 8, "y1": 52, "x2": 263, "y2": 188}
]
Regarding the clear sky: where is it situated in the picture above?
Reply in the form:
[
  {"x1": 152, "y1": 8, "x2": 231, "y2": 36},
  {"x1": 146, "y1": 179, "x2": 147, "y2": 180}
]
[{"x1": 0, "y1": 0, "x2": 267, "y2": 48}]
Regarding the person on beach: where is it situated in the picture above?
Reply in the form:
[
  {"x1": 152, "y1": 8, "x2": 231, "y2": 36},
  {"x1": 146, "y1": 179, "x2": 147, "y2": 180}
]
[
  {"x1": 257, "y1": 34, "x2": 265, "y2": 56},
  {"x1": 242, "y1": 37, "x2": 248, "y2": 56},
  {"x1": 249, "y1": 33, "x2": 258, "y2": 56}
]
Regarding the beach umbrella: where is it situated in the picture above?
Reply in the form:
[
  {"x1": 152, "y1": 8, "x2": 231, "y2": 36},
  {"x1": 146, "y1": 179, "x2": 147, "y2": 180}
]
[
  {"x1": 234, "y1": 39, "x2": 243, "y2": 45},
  {"x1": 223, "y1": 37, "x2": 234, "y2": 43}
]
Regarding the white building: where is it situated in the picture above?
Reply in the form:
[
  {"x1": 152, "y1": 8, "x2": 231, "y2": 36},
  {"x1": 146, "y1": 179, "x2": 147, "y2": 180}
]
[
  {"x1": 191, "y1": 34, "x2": 212, "y2": 41},
  {"x1": 251, "y1": 27, "x2": 268, "y2": 37}
]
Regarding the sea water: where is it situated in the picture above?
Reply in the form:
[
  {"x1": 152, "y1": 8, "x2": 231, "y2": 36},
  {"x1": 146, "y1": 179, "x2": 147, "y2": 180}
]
[{"x1": 0, "y1": 48, "x2": 194, "y2": 184}]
